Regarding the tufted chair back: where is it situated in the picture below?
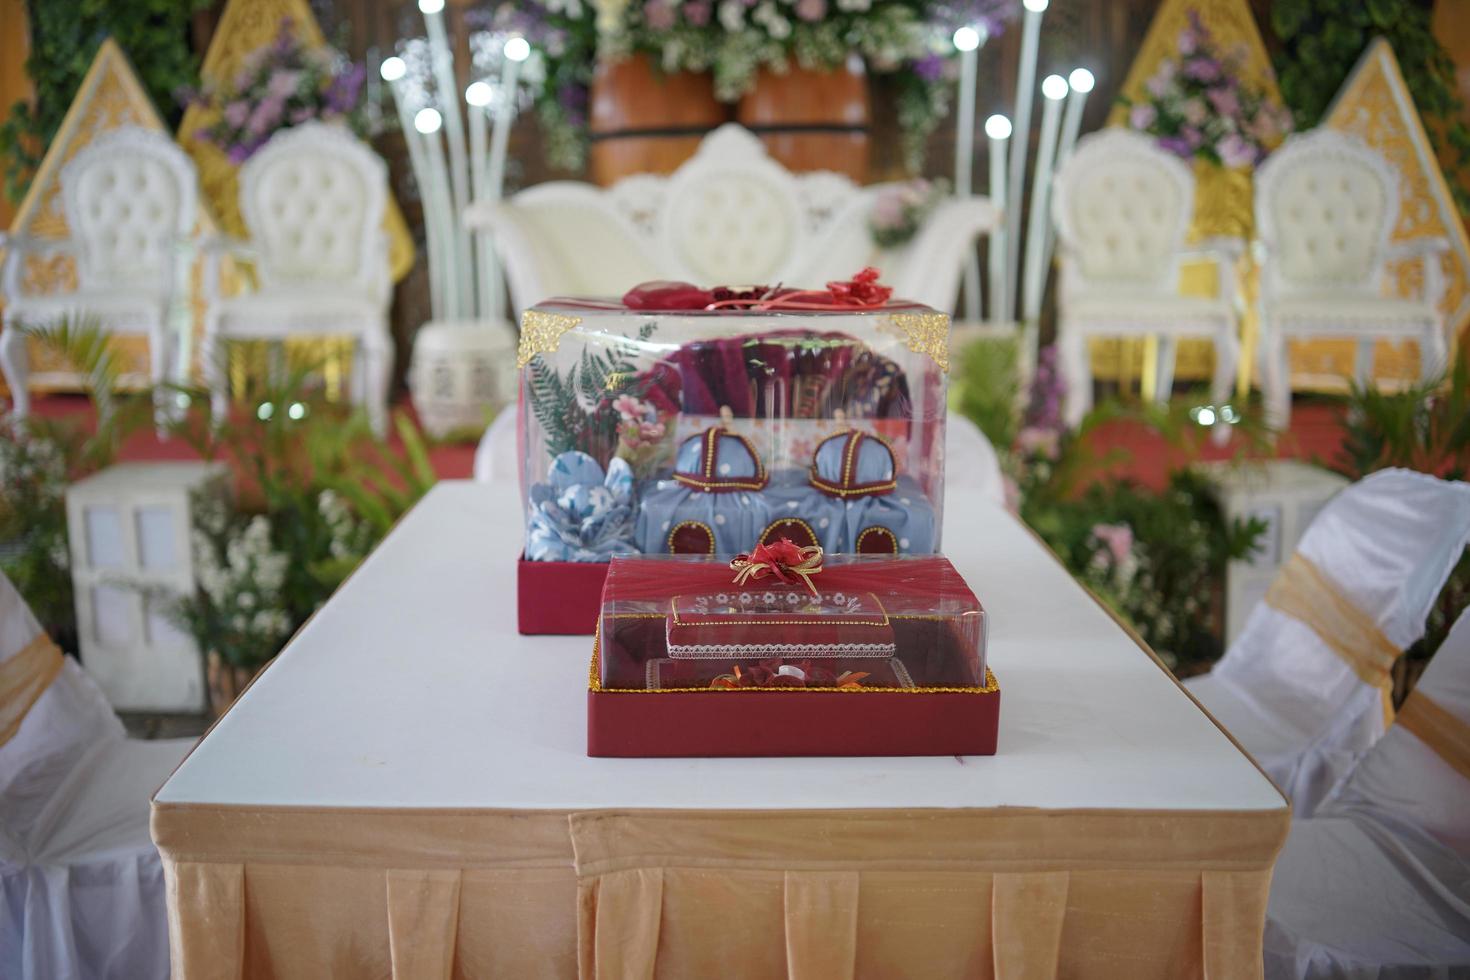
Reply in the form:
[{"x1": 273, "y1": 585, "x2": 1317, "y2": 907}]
[
  {"x1": 1051, "y1": 129, "x2": 1194, "y2": 294},
  {"x1": 239, "y1": 123, "x2": 388, "y2": 299},
  {"x1": 1255, "y1": 129, "x2": 1397, "y2": 295},
  {"x1": 59, "y1": 127, "x2": 197, "y2": 295},
  {"x1": 659, "y1": 125, "x2": 805, "y2": 285}
]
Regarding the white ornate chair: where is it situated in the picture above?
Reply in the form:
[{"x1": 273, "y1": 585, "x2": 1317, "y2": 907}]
[
  {"x1": 0, "y1": 126, "x2": 197, "y2": 423},
  {"x1": 202, "y1": 123, "x2": 392, "y2": 435},
  {"x1": 1254, "y1": 129, "x2": 1449, "y2": 430},
  {"x1": 464, "y1": 123, "x2": 999, "y2": 316},
  {"x1": 1050, "y1": 129, "x2": 1243, "y2": 433}
]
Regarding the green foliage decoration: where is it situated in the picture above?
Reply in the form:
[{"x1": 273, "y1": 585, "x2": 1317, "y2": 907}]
[
  {"x1": 0, "y1": 318, "x2": 437, "y2": 673},
  {"x1": 0, "y1": 0, "x2": 209, "y2": 204},
  {"x1": 527, "y1": 323, "x2": 656, "y2": 461},
  {"x1": 1269, "y1": 0, "x2": 1470, "y2": 213}
]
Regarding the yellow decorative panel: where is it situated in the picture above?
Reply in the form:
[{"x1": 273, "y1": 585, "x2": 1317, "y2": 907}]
[
  {"x1": 1, "y1": 40, "x2": 202, "y2": 393},
  {"x1": 177, "y1": 0, "x2": 415, "y2": 283},
  {"x1": 1319, "y1": 38, "x2": 1470, "y2": 382},
  {"x1": 1100, "y1": 0, "x2": 1283, "y2": 395}
]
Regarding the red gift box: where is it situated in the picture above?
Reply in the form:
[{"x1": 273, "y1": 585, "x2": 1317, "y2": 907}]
[
  {"x1": 588, "y1": 554, "x2": 999, "y2": 757},
  {"x1": 517, "y1": 556, "x2": 608, "y2": 635}
]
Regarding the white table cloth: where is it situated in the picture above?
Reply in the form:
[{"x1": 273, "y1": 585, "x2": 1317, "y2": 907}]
[{"x1": 153, "y1": 481, "x2": 1289, "y2": 978}]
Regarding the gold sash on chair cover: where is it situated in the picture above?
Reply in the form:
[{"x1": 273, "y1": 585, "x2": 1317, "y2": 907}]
[
  {"x1": 1264, "y1": 554, "x2": 1402, "y2": 690},
  {"x1": 0, "y1": 633, "x2": 63, "y2": 746},
  {"x1": 1396, "y1": 692, "x2": 1470, "y2": 782}
]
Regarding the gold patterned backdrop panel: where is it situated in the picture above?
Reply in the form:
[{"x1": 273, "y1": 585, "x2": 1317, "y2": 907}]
[
  {"x1": 1101, "y1": 0, "x2": 1282, "y2": 394},
  {"x1": 1321, "y1": 37, "x2": 1470, "y2": 384},
  {"x1": 178, "y1": 0, "x2": 415, "y2": 283},
  {"x1": 1, "y1": 40, "x2": 200, "y2": 392}
]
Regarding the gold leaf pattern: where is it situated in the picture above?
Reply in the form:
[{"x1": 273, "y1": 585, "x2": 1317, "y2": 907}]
[
  {"x1": 1, "y1": 40, "x2": 178, "y2": 389},
  {"x1": 1318, "y1": 38, "x2": 1470, "y2": 379},
  {"x1": 518, "y1": 311, "x2": 584, "y2": 367},
  {"x1": 887, "y1": 312, "x2": 951, "y2": 373}
]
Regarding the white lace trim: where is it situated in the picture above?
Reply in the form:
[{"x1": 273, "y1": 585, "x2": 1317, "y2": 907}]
[{"x1": 665, "y1": 642, "x2": 896, "y2": 659}]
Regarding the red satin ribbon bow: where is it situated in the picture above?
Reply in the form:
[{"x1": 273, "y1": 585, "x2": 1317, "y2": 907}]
[
  {"x1": 621, "y1": 268, "x2": 894, "y2": 313},
  {"x1": 729, "y1": 539, "x2": 824, "y2": 597}
]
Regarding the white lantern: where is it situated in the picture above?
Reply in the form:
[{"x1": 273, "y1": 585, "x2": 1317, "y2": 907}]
[
  {"x1": 409, "y1": 319, "x2": 519, "y2": 438},
  {"x1": 65, "y1": 462, "x2": 230, "y2": 711},
  {"x1": 1197, "y1": 460, "x2": 1349, "y2": 647}
]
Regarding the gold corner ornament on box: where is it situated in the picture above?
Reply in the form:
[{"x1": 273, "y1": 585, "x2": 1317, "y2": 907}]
[
  {"x1": 886, "y1": 312, "x2": 951, "y2": 373},
  {"x1": 177, "y1": 0, "x2": 415, "y2": 284},
  {"x1": 0, "y1": 39, "x2": 221, "y2": 395},
  {"x1": 518, "y1": 311, "x2": 585, "y2": 368}
]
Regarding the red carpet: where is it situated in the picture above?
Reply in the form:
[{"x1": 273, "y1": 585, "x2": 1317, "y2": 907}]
[{"x1": 28, "y1": 392, "x2": 480, "y2": 480}]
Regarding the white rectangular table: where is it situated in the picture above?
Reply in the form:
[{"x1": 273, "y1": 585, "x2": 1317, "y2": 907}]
[{"x1": 153, "y1": 481, "x2": 1288, "y2": 979}]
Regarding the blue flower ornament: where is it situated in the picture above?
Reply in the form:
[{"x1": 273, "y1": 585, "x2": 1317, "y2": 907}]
[{"x1": 526, "y1": 451, "x2": 637, "y2": 562}]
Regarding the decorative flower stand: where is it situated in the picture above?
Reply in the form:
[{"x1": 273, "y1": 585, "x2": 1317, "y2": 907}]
[
  {"x1": 408, "y1": 319, "x2": 519, "y2": 439},
  {"x1": 1197, "y1": 460, "x2": 1349, "y2": 647},
  {"x1": 65, "y1": 462, "x2": 230, "y2": 712}
]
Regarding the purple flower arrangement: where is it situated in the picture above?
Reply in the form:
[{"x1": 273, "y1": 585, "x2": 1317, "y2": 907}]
[
  {"x1": 183, "y1": 20, "x2": 369, "y2": 164},
  {"x1": 1123, "y1": 12, "x2": 1290, "y2": 168}
]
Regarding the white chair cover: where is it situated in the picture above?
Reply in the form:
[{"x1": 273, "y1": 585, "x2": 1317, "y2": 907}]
[
  {"x1": 0, "y1": 572, "x2": 192, "y2": 979},
  {"x1": 1185, "y1": 469, "x2": 1470, "y2": 816},
  {"x1": 1263, "y1": 607, "x2": 1470, "y2": 978},
  {"x1": 473, "y1": 404, "x2": 519, "y2": 484},
  {"x1": 943, "y1": 415, "x2": 1005, "y2": 507}
]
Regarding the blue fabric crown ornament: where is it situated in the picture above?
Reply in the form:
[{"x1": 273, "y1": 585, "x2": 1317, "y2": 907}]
[
  {"x1": 526, "y1": 451, "x2": 638, "y2": 561},
  {"x1": 764, "y1": 429, "x2": 937, "y2": 554},
  {"x1": 635, "y1": 427, "x2": 774, "y2": 555}
]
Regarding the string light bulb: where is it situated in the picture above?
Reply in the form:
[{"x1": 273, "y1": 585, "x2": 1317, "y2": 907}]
[{"x1": 504, "y1": 36, "x2": 531, "y2": 62}]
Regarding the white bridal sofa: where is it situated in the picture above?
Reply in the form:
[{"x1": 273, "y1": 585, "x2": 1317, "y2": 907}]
[{"x1": 465, "y1": 124, "x2": 999, "y2": 315}]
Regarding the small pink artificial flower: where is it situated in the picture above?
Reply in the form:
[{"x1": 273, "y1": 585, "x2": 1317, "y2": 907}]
[
  {"x1": 871, "y1": 194, "x2": 904, "y2": 227},
  {"x1": 224, "y1": 100, "x2": 251, "y2": 128},
  {"x1": 683, "y1": 0, "x2": 713, "y2": 25},
  {"x1": 1181, "y1": 97, "x2": 1207, "y2": 126},
  {"x1": 1178, "y1": 26, "x2": 1198, "y2": 56},
  {"x1": 1129, "y1": 103, "x2": 1157, "y2": 131},
  {"x1": 1145, "y1": 61, "x2": 1177, "y2": 98},
  {"x1": 612, "y1": 394, "x2": 648, "y2": 421},
  {"x1": 1015, "y1": 426, "x2": 1060, "y2": 461},
  {"x1": 643, "y1": 0, "x2": 676, "y2": 30},
  {"x1": 1217, "y1": 132, "x2": 1257, "y2": 168},
  {"x1": 795, "y1": 0, "x2": 826, "y2": 22},
  {"x1": 1206, "y1": 86, "x2": 1240, "y2": 118},
  {"x1": 1091, "y1": 523, "x2": 1134, "y2": 566},
  {"x1": 267, "y1": 69, "x2": 302, "y2": 99}
]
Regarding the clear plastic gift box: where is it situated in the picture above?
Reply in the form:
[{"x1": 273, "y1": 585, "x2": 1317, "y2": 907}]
[
  {"x1": 587, "y1": 553, "x2": 998, "y2": 757},
  {"x1": 596, "y1": 554, "x2": 987, "y2": 693},
  {"x1": 517, "y1": 293, "x2": 951, "y2": 569}
]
